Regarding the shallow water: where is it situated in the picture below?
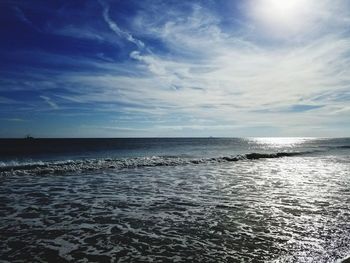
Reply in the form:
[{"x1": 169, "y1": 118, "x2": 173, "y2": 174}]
[{"x1": 1, "y1": 151, "x2": 350, "y2": 262}]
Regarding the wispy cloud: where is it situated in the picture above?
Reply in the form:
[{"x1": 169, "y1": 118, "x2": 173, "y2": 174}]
[
  {"x1": 40, "y1": 95, "x2": 59, "y2": 110},
  {"x1": 13, "y1": 6, "x2": 41, "y2": 32},
  {"x1": 53, "y1": 25, "x2": 104, "y2": 41},
  {"x1": 1, "y1": 118, "x2": 27, "y2": 122},
  {"x1": 99, "y1": 1, "x2": 144, "y2": 50},
  {"x1": 1, "y1": 0, "x2": 350, "y2": 136},
  {"x1": 0, "y1": 96, "x2": 17, "y2": 104}
]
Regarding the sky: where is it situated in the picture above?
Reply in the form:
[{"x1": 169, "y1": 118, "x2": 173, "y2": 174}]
[{"x1": 0, "y1": 0, "x2": 350, "y2": 138}]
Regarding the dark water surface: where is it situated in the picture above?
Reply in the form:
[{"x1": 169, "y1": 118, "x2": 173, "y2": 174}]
[{"x1": 0, "y1": 138, "x2": 350, "y2": 262}]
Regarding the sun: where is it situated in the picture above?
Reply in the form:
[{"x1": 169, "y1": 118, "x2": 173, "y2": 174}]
[{"x1": 247, "y1": 0, "x2": 317, "y2": 37}]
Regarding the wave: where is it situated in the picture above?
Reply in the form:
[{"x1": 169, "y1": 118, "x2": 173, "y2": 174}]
[
  {"x1": 0, "y1": 151, "x2": 311, "y2": 176},
  {"x1": 336, "y1": 145, "x2": 350, "y2": 149}
]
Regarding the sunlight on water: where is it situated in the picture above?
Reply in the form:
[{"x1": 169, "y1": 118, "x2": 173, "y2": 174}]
[
  {"x1": 249, "y1": 137, "x2": 313, "y2": 148},
  {"x1": 0, "y1": 138, "x2": 349, "y2": 262}
]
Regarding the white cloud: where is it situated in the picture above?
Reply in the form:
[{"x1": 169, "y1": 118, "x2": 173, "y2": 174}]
[
  {"x1": 53, "y1": 25, "x2": 105, "y2": 41},
  {"x1": 59, "y1": 30, "x2": 350, "y2": 135},
  {"x1": 40, "y1": 96, "x2": 59, "y2": 110},
  {"x1": 9, "y1": 1, "x2": 350, "y2": 136},
  {"x1": 100, "y1": 1, "x2": 144, "y2": 49}
]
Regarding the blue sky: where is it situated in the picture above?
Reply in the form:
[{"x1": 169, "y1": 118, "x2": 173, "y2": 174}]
[{"x1": 1, "y1": 0, "x2": 350, "y2": 137}]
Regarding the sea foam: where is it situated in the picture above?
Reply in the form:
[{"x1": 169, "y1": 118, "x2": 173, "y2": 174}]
[{"x1": 0, "y1": 151, "x2": 311, "y2": 177}]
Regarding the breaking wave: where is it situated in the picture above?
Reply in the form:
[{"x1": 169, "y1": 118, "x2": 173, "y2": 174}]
[{"x1": 0, "y1": 151, "x2": 313, "y2": 177}]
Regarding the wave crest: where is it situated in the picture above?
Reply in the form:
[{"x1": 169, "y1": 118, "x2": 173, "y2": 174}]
[{"x1": 0, "y1": 151, "x2": 310, "y2": 176}]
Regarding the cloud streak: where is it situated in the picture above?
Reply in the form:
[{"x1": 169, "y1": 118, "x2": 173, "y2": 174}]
[
  {"x1": 1, "y1": 0, "x2": 350, "y2": 137},
  {"x1": 13, "y1": 6, "x2": 41, "y2": 32},
  {"x1": 40, "y1": 96, "x2": 59, "y2": 110},
  {"x1": 99, "y1": 1, "x2": 144, "y2": 49}
]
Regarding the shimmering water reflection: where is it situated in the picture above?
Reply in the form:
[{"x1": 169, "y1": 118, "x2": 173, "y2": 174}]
[
  {"x1": 248, "y1": 137, "x2": 313, "y2": 149},
  {"x1": 1, "y1": 156, "x2": 350, "y2": 262}
]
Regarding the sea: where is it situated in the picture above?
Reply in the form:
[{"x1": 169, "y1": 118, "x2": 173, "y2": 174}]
[{"x1": 0, "y1": 137, "x2": 350, "y2": 263}]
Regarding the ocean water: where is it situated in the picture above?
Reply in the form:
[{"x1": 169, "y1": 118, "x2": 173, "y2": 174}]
[{"x1": 0, "y1": 137, "x2": 350, "y2": 262}]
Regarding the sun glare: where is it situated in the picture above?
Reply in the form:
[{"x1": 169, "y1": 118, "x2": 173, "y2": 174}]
[
  {"x1": 248, "y1": 0, "x2": 317, "y2": 37},
  {"x1": 250, "y1": 137, "x2": 311, "y2": 148}
]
